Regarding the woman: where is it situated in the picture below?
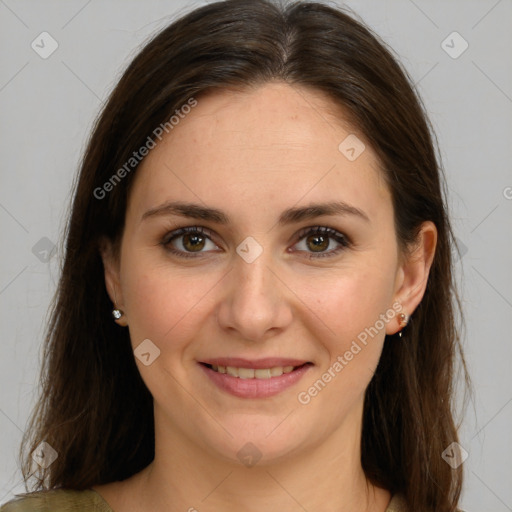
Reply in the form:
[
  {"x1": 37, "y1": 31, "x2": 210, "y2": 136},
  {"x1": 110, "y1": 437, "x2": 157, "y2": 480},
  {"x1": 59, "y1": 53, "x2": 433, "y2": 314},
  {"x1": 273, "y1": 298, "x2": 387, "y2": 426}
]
[{"x1": 1, "y1": 0, "x2": 469, "y2": 510}]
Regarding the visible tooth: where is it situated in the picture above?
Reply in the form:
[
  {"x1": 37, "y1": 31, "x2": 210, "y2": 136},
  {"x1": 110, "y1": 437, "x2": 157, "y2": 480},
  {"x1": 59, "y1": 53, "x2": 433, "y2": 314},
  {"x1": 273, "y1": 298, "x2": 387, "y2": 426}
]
[
  {"x1": 254, "y1": 368, "x2": 271, "y2": 379},
  {"x1": 270, "y1": 366, "x2": 284, "y2": 377},
  {"x1": 238, "y1": 368, "x2": 255, "y2": 379},
  {"x1": 226, "y1": 366, "x2": 238, "y2": 377},
  {"x1": 212, "y1": 365, "x2": 298, "y2": 378}
]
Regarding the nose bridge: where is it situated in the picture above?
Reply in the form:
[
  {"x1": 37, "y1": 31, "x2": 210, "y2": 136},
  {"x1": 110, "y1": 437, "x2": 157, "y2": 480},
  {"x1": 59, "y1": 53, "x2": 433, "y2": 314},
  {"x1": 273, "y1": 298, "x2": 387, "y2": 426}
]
[
  {"x1": 217, "y1": 239, "x2": 291, "y2": 341},
  {"x1": 237, "y1": 249, "x2": 271, "y2": 294},
  {"x1": 233, "y1": 234, "x2": 275, "y2": 295}
]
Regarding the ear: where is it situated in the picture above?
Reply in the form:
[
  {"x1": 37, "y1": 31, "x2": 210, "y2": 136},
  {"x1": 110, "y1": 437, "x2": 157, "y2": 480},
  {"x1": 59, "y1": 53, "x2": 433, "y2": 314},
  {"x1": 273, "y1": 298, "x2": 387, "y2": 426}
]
[
  {"x1": 386, "y1": 221, "x2": 437, "y2": 335},
  {"x1": 99, "y1": 236, "x2": 128, "y2": 327}
]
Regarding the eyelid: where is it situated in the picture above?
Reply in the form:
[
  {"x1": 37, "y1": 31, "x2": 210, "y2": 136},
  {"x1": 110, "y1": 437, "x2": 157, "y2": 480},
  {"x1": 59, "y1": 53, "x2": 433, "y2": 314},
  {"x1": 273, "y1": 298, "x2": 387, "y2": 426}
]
[
  {"x1": 161, "y1": 225, "x2": 215, "y2": 245},
  {"x1": 294, "y1": 225, "x2": 351, "y2": 245}
]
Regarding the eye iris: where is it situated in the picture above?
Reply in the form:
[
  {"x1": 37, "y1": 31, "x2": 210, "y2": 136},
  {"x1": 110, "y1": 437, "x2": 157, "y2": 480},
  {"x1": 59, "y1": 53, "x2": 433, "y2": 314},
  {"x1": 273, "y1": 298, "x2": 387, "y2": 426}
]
[
  {"x1": 183, "y1": 233, "x2": 205, "y2": 252},
  {"x1": 307, "y1": 234, "x2": 328, "y2": 252}
]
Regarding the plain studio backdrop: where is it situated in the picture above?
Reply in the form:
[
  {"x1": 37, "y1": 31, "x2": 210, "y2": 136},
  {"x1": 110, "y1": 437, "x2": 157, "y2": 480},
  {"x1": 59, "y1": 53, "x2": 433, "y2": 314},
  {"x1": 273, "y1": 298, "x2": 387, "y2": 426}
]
[{"x1": 0, "y1": 0, "x2": 511, "y2": 510}]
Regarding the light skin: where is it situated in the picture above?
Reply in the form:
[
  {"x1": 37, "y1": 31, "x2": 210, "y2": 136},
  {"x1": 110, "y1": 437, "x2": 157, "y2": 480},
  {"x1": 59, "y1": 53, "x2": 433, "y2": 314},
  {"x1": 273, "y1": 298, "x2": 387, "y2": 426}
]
[{"x1": 94, "y1": 82, "x2": 437, "y2": 512}]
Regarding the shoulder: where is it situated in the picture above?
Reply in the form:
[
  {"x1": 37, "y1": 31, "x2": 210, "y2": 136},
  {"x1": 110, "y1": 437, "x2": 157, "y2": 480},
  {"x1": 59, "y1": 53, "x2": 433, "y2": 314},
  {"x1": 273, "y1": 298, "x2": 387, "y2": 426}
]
[
  {"x1": 0, "y1": 488, "x2": 112, "y2": 512},
  {"x1": 386, "y1": 493, "x2": 408, "y2": 512},
  {"x1": 385, "y1": 494, "x2": 466, "y2": 512}
]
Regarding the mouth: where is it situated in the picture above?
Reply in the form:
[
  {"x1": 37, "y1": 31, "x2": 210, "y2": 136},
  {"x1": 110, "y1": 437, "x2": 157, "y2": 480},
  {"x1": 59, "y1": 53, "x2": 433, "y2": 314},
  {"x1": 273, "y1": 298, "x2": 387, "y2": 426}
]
[{"x1": 198, "y1": 359, "x2": 313, "y2": 399}]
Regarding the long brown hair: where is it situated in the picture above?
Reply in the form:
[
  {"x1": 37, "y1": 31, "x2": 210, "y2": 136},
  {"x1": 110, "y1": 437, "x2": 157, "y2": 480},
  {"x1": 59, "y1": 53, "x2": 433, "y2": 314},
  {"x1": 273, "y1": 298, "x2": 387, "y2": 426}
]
[{"x1": 18, "y1": 1, "x2": 470, "y2": 509}]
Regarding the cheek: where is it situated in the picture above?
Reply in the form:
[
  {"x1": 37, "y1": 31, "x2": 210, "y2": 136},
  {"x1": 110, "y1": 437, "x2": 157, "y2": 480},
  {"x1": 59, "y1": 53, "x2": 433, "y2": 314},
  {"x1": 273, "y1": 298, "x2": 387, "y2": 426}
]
[
  {"x1": 296, "y1": 272, "x2": 394, "y2": 411},
  {"x1": 121, "y1": 259, "x2": 218, "y2": 348},
  {"x1": 306, "y1": 267, "x2": 394, "y2": 341}
]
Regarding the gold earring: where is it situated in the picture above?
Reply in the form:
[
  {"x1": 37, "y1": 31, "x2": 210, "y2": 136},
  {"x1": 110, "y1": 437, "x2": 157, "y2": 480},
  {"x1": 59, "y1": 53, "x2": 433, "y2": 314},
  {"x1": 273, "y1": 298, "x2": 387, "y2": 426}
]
[{"x1": 397, "y1": 312, "x2": 408, "y2": 338}]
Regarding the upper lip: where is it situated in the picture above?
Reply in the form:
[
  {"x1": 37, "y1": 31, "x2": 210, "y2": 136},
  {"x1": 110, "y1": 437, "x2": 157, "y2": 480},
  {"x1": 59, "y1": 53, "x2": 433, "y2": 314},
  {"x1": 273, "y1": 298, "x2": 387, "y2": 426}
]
[{"x1": 199, "y1": 357, "x2": 311, "y2": 369}]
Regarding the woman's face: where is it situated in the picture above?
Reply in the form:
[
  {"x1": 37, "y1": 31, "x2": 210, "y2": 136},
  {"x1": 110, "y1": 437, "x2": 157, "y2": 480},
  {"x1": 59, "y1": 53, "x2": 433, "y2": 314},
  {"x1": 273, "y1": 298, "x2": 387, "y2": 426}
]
[{"x1": 103, "y1": 82, "x2": 427, "y2": 466}]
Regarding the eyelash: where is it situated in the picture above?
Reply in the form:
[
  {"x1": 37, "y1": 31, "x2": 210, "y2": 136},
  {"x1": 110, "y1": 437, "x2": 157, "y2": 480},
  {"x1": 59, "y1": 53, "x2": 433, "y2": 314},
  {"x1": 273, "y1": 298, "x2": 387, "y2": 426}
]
[{"x1": 160, "y1": 225, "x2": 351, "y2": 260}]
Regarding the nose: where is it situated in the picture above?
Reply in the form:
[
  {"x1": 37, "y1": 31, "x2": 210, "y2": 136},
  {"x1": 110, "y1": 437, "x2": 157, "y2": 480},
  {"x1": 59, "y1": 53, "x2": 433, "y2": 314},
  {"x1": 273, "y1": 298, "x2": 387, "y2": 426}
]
[{"x1": 216, "y1": 246, "x2": 293, "y2": 343}]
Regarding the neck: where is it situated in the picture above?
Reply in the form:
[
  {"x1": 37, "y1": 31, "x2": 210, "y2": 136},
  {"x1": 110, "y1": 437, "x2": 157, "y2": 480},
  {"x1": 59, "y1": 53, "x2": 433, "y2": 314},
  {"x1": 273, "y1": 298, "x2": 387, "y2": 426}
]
[{"x1": 121, "y1": 405, "x2": 391, "y2": 512}]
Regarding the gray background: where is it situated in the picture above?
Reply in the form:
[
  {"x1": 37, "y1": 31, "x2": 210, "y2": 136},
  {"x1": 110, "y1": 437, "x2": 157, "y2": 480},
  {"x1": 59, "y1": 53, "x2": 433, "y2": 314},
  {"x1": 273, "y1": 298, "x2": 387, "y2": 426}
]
[{"x1": 1, "y1": 0, "x2": 511, "y2": 509}]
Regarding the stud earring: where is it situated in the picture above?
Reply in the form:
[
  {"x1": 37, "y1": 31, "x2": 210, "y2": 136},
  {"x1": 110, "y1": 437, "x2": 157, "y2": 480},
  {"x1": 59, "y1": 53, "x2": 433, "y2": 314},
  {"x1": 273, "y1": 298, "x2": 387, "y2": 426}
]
[
  {"x1": 111, "y1": 286, "x2": 125, "y2": 322},
  {"x1": 112, "y1": 308, "x2": 124, "y2": 320},
  {"x1": 397, "y1": 312, "x2": 408, "y2": 338}
]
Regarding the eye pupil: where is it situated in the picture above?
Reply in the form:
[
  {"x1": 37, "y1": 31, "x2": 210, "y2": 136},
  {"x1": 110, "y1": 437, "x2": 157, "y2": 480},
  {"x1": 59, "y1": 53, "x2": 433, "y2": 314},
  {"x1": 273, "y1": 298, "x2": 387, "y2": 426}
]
[
  {"x1": 308, "y1": 234, "x2": 328, "y2": 252},
  {"x1": 183, "y1": 234, "x2": 205, "y2": 251}
]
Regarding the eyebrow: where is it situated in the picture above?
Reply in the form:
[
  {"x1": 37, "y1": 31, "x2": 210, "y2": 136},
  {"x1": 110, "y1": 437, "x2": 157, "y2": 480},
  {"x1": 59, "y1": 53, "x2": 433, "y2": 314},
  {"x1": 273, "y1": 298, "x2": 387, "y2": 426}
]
[{"x1": 141, "y1": 200, "x2": 370, "y2": 226}]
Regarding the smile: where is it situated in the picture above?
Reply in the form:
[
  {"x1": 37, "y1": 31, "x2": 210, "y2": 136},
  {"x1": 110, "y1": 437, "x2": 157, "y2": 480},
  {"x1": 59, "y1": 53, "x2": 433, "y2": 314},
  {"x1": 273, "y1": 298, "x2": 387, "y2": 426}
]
[
  {"x1": 205, "y1": 364, "x2": 301, "y2": 379},
  {"x1": 198, "y1": 361, "x2": 313, "y2": 398}
]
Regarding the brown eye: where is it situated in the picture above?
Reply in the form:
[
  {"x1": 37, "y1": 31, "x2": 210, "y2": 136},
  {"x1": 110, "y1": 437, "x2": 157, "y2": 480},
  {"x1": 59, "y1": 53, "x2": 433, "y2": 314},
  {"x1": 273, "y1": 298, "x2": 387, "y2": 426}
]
[
  {"x1": 306, "y1": 233, "x2": 330, "y2": 252},
  {"x1": 162, "y1": 226, "x2": 219, "y2": 258},
  {"x1": 181, "y1": 232, "x2": 206, "y2": 252},
  {"x1": 293, "y1": 227, "x2": 350, "y2": 259}
]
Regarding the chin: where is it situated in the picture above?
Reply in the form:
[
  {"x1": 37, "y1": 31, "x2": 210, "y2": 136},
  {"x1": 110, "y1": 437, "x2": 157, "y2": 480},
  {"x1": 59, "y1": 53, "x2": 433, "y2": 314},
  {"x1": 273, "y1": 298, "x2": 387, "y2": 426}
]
[{"x1": 195, "y1": 414, "x2": 312, "y2": 468}]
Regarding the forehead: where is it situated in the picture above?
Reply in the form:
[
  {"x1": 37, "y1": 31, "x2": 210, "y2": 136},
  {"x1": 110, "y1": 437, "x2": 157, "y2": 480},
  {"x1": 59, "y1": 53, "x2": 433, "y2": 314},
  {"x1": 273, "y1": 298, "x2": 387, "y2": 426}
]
[
  {"x1": 164, "y1": 82, "x2": 364, "y2": 163},
  {"x1": 128, "y1": 82, "x2": 391, "y2": 224}
]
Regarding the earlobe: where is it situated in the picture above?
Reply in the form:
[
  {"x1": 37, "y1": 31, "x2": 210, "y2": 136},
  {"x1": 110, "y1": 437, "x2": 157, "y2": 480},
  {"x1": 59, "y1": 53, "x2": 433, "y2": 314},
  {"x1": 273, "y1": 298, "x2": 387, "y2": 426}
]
[
  {"x1": 111, "y1": 306, "x2": 127, "y2": 326},
  {"x1": 387, "y1": 221, "x2": 437, "y2": 336},
  {"x1": 99, "y1": 237, "x2": 128, "y2": 326},
  {"x1": 396, "y1": 312, "x2": 408, "y2": 337}
]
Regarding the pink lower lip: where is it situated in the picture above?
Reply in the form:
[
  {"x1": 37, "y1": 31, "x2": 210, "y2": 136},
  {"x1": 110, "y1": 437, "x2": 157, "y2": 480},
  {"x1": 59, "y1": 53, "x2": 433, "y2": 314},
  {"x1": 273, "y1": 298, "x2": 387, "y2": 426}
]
[{"x1": 199, "y1": 363, "x2": 312, "y2": 399}]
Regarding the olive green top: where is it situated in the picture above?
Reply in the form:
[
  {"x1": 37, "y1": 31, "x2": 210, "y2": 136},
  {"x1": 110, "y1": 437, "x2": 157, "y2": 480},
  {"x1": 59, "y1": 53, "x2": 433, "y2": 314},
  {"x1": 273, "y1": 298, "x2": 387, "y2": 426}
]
[{"x1": 1, "y1": 488, "x2": 408, "y2": 511}]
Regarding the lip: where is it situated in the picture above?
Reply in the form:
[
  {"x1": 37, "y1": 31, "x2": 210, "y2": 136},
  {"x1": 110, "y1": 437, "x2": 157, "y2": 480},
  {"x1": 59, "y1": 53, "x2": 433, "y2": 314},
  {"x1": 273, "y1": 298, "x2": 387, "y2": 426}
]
[
  {"x1": 198, "y1": 360, "x2": 313, "y2": 399},
  {"x1": 199, "y1": 357, "x2": 310, "y2": 369}
]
